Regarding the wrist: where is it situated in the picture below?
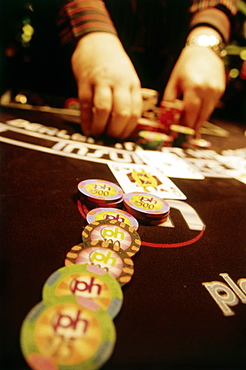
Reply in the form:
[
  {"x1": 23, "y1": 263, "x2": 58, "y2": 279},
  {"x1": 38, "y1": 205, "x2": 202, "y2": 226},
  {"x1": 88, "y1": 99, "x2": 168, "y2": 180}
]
[
  {"x1": 188, "y1": 8, "x2": 231, "y2": 44},
  {"x1": 186, "y1": 28, "x2": 226, "y2": 58}
]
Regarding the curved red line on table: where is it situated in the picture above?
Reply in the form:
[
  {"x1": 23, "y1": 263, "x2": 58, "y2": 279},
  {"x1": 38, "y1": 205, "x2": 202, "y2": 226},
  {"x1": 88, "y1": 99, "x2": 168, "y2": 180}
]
[{"x1": 141, "y1": 227, "x2": 205, "y2": 248}]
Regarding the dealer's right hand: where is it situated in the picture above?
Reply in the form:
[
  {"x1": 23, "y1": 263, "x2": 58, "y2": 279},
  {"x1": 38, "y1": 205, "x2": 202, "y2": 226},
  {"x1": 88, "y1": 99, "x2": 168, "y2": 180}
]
[{"x1": 71, "y1": 32, "x2": 142, "y2": 138}]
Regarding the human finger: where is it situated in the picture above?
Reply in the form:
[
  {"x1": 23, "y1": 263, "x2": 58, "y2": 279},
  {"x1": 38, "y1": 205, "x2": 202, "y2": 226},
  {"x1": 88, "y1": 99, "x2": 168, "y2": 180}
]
[
  {"x1": 78, "y1": 84, "x2": 94, "y2": 136},
  {"x1": 91, "y1": 85, "x2": 113, "y2": 137},
  {"x1": 194, "y1": 95, "x2": 220, "y2": 132},
  {"x1": 106, "y1": 86, "x2": 133, "y2": 138},
  {"x1": 163, "y1": 78, "x2": 179, "y2": 102},
  {"x1": 120, "y1": 86, "x2": 142, "y2": 138},
  {"x1": 182, "y1": 89, "x2": 202, "y2": 130}
]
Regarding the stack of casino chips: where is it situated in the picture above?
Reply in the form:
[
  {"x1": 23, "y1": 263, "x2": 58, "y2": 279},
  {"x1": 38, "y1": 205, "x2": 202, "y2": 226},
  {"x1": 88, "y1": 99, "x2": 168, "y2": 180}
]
[
  {"x1": 158, "y1": 99, "x2": 184, "y2": 133},
  {"x1": 78, "y1": 179, "x2": 124, "y2": 209},
  {"x1": 77, "y1": 179, "x2": 171, "y2": 227},
  {"x1": 141, "y1": 88, "x2": 159, "y2": 120},
  {"x1": 123, "y1": 192, "x2": 170, "y2": 225}
]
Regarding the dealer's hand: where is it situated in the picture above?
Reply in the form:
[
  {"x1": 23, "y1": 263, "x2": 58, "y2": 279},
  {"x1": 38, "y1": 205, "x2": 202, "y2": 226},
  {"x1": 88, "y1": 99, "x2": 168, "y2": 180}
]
[
  {"x1": 71, "y1": 32, "x2": 142, "y2": 138},
  {"x1": 163, "y1": 28, "x2": 226, "y2": 133}
]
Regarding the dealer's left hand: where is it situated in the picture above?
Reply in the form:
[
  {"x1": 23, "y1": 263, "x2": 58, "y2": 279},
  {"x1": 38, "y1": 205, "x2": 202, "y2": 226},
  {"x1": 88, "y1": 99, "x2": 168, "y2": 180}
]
[{"x1": 163, "y1": 30, "x2": 226, "y2": 134}]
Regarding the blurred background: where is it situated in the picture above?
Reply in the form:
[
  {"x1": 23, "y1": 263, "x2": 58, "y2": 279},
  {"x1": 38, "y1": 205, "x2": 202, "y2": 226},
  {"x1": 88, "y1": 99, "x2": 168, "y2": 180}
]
[
  {"x1": 0, "y1": 0, "x2": 76, "y2": 105},
  {"x1": 0, "y1": 0, "x2": 245, "y2": 123}
]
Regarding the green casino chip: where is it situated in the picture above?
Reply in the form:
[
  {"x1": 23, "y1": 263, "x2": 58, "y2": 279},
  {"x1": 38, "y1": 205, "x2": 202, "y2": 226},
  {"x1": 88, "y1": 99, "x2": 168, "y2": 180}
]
[
  {"x1": 20, "y1": 296, "x2": 116, "y2": 370},
  {"x1": 42, "y1": 264, "x2": 123, "y2": 319},
  {"x1": 170, "y1": 124, "x2": 195, "y2": 149},
  {"x1": 137, "y1": 130, "x2": 173, "y2": 150}
]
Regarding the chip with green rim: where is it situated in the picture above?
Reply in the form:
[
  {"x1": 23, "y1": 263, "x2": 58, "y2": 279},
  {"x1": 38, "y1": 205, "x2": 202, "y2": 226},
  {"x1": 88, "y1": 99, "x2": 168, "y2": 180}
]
[
  {"x1": 20, "y1": 296, "x2": 116, "y2": 370},
  {"x1": 42, "y1": 264, "x2": 123, "y2": 319}
]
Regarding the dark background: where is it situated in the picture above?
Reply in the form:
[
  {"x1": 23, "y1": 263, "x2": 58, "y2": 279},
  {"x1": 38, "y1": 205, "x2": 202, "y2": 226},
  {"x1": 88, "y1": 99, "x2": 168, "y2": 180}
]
[{"x1": 0, "y1": 0, "x2": 245, "y2": 122}]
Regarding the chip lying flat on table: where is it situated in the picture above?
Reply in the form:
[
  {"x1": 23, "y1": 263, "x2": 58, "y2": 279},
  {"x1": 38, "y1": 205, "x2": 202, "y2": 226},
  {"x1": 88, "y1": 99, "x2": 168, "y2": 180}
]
[
  {"x1": 20, "y1": 296, "x2": 116, "y2": 370},
  {"x1": 65, "y1": 241, "x2": 135, "y2": 286},
  {"x1": 86, "y1": 207, "x2": 139, "y2": 230},
  {"x1": 42, "y1": 264, "x2": 123, "y2": 319},
  {"x1": 82, "y1": 219, "x2": 141, "y2": 258}
]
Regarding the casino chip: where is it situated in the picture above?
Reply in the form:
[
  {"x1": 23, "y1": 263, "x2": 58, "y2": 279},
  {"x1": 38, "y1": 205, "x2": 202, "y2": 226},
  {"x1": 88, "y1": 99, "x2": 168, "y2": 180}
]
[
  {"x1": 86, "y1": 207, "x2": 139, "y2": 230},
  {"x1": 82, "y1": 219, "x2": 141, "y2": 258},
  {"x1": 20, "y1": 296, "x2": 116, "y2": 370},
  {"x1": 78, "y1": 179, "x2": 123, "y2": 209},
  {"x1": 65, "y1": 242, "x2": 134, "y2": 286},
  {"x1": 170, "y1": 124, "x2": 195, "y2": 149},
  {"x1": 123, "y1": 192, "x2": 170, "y2": 225},
  {"x1": 141, "y1": 88, "x2": 159, "y2": 120},
  {"x1": 158, "y1": 99, "x2": 184, "y2": 133},
  {"x1": 190, "y1": 138, "x2": 212, "y2": 149},
  {"x1": 137, "y1": 130, "x2": 173, "y2": 150},
  {"x1": 42, "y1": 264, "x2": 123, "y2": 319}
]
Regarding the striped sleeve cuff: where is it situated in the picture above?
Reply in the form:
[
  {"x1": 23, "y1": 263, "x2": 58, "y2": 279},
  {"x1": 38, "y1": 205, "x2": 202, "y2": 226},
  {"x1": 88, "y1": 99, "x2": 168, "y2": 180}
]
[
  {"x1": 189, "y1": 1, "x2": 238, "y2": 43},
  {"x1": 57, "y1": 0, "x2": 117, "y2": 46},
  {"x1": 190, "y1": 0, "x2": 238, "y2": 15}
]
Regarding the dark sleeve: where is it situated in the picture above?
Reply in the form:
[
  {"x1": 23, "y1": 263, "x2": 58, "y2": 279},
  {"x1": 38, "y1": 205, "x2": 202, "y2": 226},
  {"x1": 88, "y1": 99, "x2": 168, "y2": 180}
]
[
  {"x1": 189, "y1": 0, "x2": 238, "y2": 42},
  {"x1": 57, "y1": 0, "x2": 117, "y2": 47}
]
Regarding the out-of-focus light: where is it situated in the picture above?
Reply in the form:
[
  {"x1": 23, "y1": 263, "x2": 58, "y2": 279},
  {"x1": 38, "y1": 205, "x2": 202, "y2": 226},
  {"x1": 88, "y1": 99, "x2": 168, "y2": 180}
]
[
  {"x1": 15, "y1": 94, "x2": 28, "y2": 104},
  {"x1": 240, "y1": 49, "x2": 246, "y2": 61},
  {"x1": 22, "y1": 16, "x2": 31, "y2": 25},
  {"x1": 229, "y1": 68, "x2": 240, "y2": 79},
  {"x1": 240, "y1": 61, "x2": 246, "y2": 80},
  {"x1": 22, "y1": 34, "x2": 32, "y2": 43},
  {"x1": 20, "y1": 20, "x2": 34, "y2": 47},
  {"x1": 5, "y1": 46, "x2": 16, "y2": 57},
  {"x1": 27, "y1": 3, "x2": 34, "y2": 12},
  {"x1": 22, "y1": 23, "x2": 34, "y2": 36}
]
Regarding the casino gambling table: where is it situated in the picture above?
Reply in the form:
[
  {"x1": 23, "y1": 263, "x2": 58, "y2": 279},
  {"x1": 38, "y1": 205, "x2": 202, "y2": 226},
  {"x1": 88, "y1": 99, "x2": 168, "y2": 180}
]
[{"x1": 0, "y1": 105, "x2": 246, "y2": 370}]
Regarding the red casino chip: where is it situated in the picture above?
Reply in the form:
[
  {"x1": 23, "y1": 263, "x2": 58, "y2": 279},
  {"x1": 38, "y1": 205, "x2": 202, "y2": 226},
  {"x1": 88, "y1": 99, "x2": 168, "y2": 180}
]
[
  {"x1": 158, "y1": 99, "x2": 184, "y2": 133},
  {"x1": 80, "y1": 197, "x2": 123, "y2": 210},
  {"x1": 64, "y1": 97, "x2": 80, "y2": 110}
]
